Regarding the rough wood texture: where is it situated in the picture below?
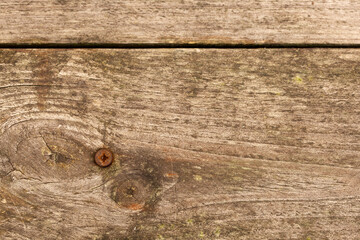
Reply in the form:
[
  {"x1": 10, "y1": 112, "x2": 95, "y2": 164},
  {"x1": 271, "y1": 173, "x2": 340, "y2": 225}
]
[
  {"x1": 0, "y1": 49, "x2": 359, "y2": 239},
  {"x1": 1, "y1": 1, "x2": 360, "y2": 45}
]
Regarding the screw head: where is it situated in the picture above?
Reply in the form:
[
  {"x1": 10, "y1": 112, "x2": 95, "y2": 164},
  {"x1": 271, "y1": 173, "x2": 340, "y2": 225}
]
[{"x1": 94, "y1": 148, "x2": 113, "y2": 167}]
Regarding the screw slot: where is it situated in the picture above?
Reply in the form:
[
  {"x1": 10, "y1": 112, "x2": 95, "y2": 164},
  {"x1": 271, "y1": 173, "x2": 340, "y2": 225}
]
[
  {"x1": 100, "y1": 153, "x2": 108, "y2": 162},
  {"x1": 95, "y1": 148, "x2": 113, "y2": 167}
]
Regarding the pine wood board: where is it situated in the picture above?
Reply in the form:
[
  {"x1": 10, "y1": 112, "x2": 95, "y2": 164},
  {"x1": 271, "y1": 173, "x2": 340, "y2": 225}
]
[
  {"x1": 0, "y1": 49, "x2": 359, "y2": 239},
  {"x1": 1, "y1": 1, "x2": 360, "y2": 45}
]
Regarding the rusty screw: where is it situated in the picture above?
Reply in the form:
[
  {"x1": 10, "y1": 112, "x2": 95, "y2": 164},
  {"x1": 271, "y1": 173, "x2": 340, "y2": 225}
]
[{"x1": 95, "y1": 148, "x2": 113, "y2": 167}]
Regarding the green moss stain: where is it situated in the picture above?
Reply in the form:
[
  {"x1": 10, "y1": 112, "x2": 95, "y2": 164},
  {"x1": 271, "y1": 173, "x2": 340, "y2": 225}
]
[
  {"x1": 293, "y1": 75, "x2": 304, "y2": 84},
  {"x1": 193, "y1": 175, "x2": 203, "y2": 181},
  {"x1": 214, "y1": 227, "x2": 221, "y2": 237},
  {"x1": 156, "y1": 235, "x2": 165, "y2": 240},
  {"x1": 158, "y1": 224, "x2": 165, "y2": 230}
]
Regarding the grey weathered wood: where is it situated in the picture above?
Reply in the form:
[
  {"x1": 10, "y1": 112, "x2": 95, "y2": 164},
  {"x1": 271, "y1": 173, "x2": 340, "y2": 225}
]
[
  {"x1": 1, "y1": 1, "x2": 360, "y2": 45},
  {"x1": 0, "y1": 49, "x2": 359, "y2": 239}
]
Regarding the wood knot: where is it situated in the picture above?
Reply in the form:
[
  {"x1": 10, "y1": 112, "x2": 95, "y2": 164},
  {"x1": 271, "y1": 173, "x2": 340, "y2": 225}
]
[{"x1": 111, "y1": 176, "x2": 153, "y2": 211}]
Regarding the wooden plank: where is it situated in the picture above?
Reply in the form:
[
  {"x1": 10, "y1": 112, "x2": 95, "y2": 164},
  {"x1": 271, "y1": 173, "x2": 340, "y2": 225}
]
[
  {"x1": 1, "y1": 1, "x2": 360, "y2": 45},
  {"x1": 0, "y1": 49, "x2": 359, "y2": 239}
]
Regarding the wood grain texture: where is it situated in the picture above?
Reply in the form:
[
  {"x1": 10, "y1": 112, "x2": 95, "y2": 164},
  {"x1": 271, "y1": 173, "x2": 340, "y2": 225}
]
[
  {"x1": 1, "y1": 0, "x2": 360, "y2": 45},
  {"x1": 0, "y1": 49, "x2": 359, "y2": 239}
]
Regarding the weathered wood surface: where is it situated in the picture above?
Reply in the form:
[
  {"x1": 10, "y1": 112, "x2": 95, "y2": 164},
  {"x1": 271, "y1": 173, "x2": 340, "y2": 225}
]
[
  {"x1": 1, "y1": 1, "x2": 360, "y2": 45},
  {"x1": 0, "y1": 49, "x2": 359, "y2": 239}
]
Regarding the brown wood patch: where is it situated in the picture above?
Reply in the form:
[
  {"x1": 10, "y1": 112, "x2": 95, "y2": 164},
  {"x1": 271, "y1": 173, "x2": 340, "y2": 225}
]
[
  {"x1": 1, "y1": 1, "x2": 360, "y2": 44},
  {"x1": 0, "y1": 49, "x2": 359, "y2": 239}
]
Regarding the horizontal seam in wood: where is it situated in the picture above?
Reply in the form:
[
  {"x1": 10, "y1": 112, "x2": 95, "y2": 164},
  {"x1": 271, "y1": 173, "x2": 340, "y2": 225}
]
[{"x1": 2, "y1": 43, "x2": 360, "y2": 49}]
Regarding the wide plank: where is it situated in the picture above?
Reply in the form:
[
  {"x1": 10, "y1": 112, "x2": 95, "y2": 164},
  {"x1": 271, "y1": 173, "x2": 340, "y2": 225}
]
[
  {"x1": 0, "y1": 49, "x2": 359, "y2": 239},
  {"x1": 1, "y1": 1, "x2": 360, "y2": 45}
]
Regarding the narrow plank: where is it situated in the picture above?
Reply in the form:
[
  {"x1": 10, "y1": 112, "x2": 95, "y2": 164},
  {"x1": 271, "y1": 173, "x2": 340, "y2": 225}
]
[
  {"x1": 1, "y1": 1, "x2": 360, "y2": 44},
  {"x1": 0, "y1": 49, "x2": 359, "y2": 239}
]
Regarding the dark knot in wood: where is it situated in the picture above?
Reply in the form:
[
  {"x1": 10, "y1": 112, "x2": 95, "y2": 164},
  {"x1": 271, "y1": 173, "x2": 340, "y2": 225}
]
[{"x1": 111, "y1": 176, "x2": 153, "y2": 211}]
